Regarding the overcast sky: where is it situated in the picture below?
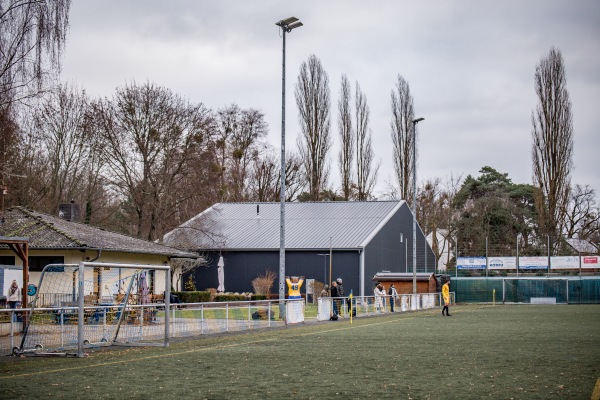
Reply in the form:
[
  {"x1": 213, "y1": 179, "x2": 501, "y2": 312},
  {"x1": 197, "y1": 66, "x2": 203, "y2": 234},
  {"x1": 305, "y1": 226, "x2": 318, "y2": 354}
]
[{"x1": 60, "y1": 0, "x2": 600, "y2": 197}]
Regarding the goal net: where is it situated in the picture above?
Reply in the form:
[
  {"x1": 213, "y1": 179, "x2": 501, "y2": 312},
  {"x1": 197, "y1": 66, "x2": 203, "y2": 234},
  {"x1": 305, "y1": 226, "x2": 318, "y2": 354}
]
[
  {"x1": 501, "y1": 277, "x2": 578, "y2": 303},
  {"x1": 18, "y1": 261, "x2": 170, "y2": 357}
]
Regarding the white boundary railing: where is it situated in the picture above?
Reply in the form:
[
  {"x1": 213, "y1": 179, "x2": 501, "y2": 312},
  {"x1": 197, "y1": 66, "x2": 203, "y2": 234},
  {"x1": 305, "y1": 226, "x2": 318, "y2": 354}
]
[
  {"x1": 0, "y1": 291, "x2": 453, "y2": 357},
  {"x1": 316, "y1": 292, "x2": 454, "y2": 321}
]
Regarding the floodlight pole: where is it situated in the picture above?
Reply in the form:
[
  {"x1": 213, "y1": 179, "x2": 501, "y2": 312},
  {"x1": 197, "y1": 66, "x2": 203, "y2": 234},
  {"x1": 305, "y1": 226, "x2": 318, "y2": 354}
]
[
  {"x1": 412, "y1": 117, "x2": 424, "y2": 295},
  {"x1": 276, "y1": 17, "x2": 302, "y2": 318},
  {"x1": 317, "y1": 254, "x2": 329, "y2": 285}
]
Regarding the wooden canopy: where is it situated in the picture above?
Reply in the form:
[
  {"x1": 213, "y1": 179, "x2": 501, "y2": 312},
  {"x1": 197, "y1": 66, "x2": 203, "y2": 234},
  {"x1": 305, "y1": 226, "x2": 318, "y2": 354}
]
[{"x1": 0, "y1": 236, "x2": 29, "y2": 306}]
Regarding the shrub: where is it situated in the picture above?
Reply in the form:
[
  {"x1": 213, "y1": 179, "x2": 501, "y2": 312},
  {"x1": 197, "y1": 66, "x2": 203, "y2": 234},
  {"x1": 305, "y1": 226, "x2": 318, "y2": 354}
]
[
  {"x1": 252, "y1": 270, "x2": 276, "y2": 296},
  {"x1": 184, "y1": 275, "x2": 197, "y2": 291},
  {"x1": 214, "y1": 294, "x2": 247, "y2": 302},
  {"x1": 206, "y1": 288, "x2": 218, "y2": 301},
  {"x1": 172, "y1": 291, "x2": 211, "y2": 303}
]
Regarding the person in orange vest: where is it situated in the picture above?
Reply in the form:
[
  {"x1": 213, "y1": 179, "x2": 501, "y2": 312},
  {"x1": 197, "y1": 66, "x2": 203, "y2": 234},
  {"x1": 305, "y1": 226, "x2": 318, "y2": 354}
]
[
  {"x1": 442, "y1": 280, "x2": 452, "y2": 316},
  {"x1": 285, "y1": 276, "x2": 304, "y2": 299}
]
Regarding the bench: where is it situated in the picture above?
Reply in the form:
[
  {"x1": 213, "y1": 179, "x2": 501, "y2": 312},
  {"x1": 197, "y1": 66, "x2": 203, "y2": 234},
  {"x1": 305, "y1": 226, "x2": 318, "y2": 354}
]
[
  {"x1": 84, "y1": 295, "x2": 98, "y2": 305},
  {"x1": 151, "y1": 294, "x2": 165, "y2": 303}
]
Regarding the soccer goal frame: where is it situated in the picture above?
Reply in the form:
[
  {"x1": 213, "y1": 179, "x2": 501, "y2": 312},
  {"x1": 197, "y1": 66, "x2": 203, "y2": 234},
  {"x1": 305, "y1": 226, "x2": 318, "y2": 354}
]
[
  {"x1": 500, "y1": 276, "x2": 581, "y2": 304},
  {"x1": 19, "y1": 261, "x2": 171, "y2": 358}
]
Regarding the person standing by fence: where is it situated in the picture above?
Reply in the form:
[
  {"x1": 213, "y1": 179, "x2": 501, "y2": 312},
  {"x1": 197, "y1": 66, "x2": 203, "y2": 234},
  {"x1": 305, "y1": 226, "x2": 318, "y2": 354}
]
[
  {"x1": 330, "y1": 281, "x2": 339, "y2": 316},
  {"x1": 336, "y1": 278, "x2": 344, "y2": 316},
  {"x1": 388, "y1": 284, "x2": 398, "y2": 312},
  {"x1": 320, "y1": 284, "x2": 329, "y2": 298},
  {"x1": 374, "y1": 283, "x2": 385, "y2": 313},
  {"x1": 442, "y1": 280, "x2": 451, "y2": 316},
  {"x1": 7, "y1": 280, "x2": 20, "y2": 309}
]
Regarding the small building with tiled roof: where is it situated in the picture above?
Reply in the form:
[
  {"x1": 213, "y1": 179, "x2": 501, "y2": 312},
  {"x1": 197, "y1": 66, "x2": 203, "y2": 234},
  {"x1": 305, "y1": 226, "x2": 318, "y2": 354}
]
[
  {"x1": 164, "y1": 201, "x2": 435, "y2": 296},
  {"x1": 372, "y1": 272, "x2": 445, "y2": 295},
  {"x1": 0, "y1": 206, "x2": 199, "y2": 294}
]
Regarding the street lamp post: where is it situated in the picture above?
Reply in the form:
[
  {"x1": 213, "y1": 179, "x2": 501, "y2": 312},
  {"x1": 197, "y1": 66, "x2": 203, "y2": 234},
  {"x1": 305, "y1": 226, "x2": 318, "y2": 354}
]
[
  {"x1": 275, "y1": 17, "x2": 303, "y2": 313},
  {"x1": 412, "y1": 117, "x2": 424, "y2": 295},
  {"x1": 400, "y1": 233, "x2": 408, "y2": 272},
  {"x1": 317, "y1": 254, "x2": 329, "y2": 285}
]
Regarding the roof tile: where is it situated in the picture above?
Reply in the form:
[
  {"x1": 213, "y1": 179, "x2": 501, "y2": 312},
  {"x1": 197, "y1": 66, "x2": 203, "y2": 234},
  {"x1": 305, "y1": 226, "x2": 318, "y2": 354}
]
[{"x1": 0, "y1": 207, "x2": 197, "y2": 258}]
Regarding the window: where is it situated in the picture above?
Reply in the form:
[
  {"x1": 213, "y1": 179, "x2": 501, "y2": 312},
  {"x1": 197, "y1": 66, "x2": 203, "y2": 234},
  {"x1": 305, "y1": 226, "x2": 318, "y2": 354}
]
[
  {"x1": 28, "y1": 256, "x2": 65, "y2": 272},
  {"x1": 0, "y1": 256, "x2": 16, "y2": 266}
]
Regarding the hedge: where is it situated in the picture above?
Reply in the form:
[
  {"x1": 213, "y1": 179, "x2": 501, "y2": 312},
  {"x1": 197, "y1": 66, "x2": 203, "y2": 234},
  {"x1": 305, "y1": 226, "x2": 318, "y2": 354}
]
[
  {"x1": 171, "y1": 292, "x2": 268, "y2": 303},
  {"x1": 172, "y1": 291, "x2": 211, "y2": 303}
]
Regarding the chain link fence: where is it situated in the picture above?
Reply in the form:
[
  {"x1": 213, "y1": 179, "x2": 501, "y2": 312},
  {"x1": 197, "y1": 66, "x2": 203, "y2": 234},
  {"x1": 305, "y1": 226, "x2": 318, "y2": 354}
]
[{"x1": 454, "y1": 277, "x2": 600, "y2": 304}]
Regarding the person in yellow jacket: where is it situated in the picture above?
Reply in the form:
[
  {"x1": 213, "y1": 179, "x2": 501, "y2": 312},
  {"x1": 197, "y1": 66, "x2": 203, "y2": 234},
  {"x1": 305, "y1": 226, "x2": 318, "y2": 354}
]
[
  {"x1": 442, "y1": 280, "x2": 452, "y2": 316},
  {"x1": 286, "y1": 276, "x2": 304, "y2": 299}
]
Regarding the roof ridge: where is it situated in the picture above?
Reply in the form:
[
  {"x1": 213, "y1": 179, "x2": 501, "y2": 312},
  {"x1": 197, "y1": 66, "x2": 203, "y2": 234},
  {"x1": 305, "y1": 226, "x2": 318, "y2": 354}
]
[
  {"x1": 13, "y1": 205, "x2": 158, "y2": 245},
  {"x1": 214, "y1": 200, "x2": 401, "y2": 205},
  {"x1": 15, "y1": 206, "x2": 86, "y2": 247}
]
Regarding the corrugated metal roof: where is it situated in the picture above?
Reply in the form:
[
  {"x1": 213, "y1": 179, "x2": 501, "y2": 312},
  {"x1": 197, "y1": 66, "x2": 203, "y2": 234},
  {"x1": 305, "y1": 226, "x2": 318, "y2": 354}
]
[
  {"x1": 565, "y1": 238, "x2": 598, "y2": 253},
  {"x1": 164, "y1": 201, "x2": 405, "y2": 250},
  {"x1": 0, "y1": 207, "x2": 197, "y2": 258},
  {"x1": 373, "y1": 272, "x2": 436, "y2": 282}
]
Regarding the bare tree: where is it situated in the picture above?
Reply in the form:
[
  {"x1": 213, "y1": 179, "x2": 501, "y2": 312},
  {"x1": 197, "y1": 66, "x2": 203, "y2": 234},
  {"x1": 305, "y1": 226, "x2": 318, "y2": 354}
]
[
  {"x1": 169, "y1": 137, "x2": 222, "y2": 228},
  {"x1": 417, "y1": 175, "x2": 462, "y2": 270},
  {"x1": 354, "y1": 82, "x2": 378, "y2": 200},
  {"x1": 214, "y1": 104, "x2": 268, "y2": 201},
  {"x1": 32, "y1": 83, "x2": 91, "y2": 211},
  {"x1": 249, "y1": 146, "x2": 279, "y2": 202},
  {"x1": 0, "y1": 105, "x2": 39, "y2": 212},
  {"x1": 229, "y1": 108, "x2": 268, "y2": 201},
  {"x1": 1, "y1": 0, "x2": 71, "y2": 214},
  {"x1": 564, "y1": 184, "x2": 599, "y2": 240},
  {"x1": 337, "y1": 75, "x2": 353, "y2": 200},
  {"x1": 390, "y1": 75, "x2": 415, "y2": 205},
  {"x1": 214, "y1": 105, "x2": 237, "y2": 201},
  {"x1": 92, "y1": 81, "x2": 213, "y2": 240},
  {"x1": 29, "y1": 83, "x2": 117, "y2": 225},
  {"x1": 279, "y1": 151, "x2": 306, "y2": 202},
  {"x1": 0, "y1": 0, "x2": 71, "y2": 107},
  {"x1": 531, "y1": 47, "x2": 573, "y2": 248},
  {"x1": 295, "y1": 54, "x2": 331, "y2": 201},
  {"x1": 246, "y1": 144, "x2": 307, "y2": 203}
]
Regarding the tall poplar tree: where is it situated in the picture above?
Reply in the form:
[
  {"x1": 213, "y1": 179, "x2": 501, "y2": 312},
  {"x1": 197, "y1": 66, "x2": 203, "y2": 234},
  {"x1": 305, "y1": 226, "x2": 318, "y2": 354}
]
[
  {"x1": 531, "y1": 47, "x2": 573, "y2": 249},
  {"x1": 337, "y1": 75, "x2": 353, "y2": 200},
  {"x1": 390, "y1": 75, "x2": 415, "y2": 204},
  {"x1": 295, "y1": 55, "x2": 331, "y2": 200}
]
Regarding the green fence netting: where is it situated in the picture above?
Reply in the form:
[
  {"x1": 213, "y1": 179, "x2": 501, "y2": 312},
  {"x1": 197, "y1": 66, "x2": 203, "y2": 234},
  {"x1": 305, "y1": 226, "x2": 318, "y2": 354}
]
[{"x1": 454, "y1": 277, "x2": 600, "y2": 304}]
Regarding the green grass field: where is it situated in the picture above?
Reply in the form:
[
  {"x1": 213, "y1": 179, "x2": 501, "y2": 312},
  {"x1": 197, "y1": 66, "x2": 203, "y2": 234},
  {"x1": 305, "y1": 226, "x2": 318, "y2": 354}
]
[{"x1": 0, "y1": 304, "x2": 599, "y2": 399}]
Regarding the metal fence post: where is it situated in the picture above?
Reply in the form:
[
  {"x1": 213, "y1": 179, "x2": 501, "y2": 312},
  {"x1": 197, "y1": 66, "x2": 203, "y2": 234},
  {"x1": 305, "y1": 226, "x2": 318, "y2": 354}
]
[
  {"x1": 77, "y1": 262, "x2": 85, "y2": 358},
  {"x1": 165, "y1": 268, "x2": 171, "y2": 346},
  {"x1": 9, "y1": 311, "x2": 14, "y2": 352}
]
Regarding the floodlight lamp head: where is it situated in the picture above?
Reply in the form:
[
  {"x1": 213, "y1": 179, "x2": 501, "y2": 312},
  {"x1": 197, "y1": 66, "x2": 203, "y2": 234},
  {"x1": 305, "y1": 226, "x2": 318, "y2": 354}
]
[
  {"x1": 278, "y1": 17, "x2": 298, "y2": 26},
  {"x1": 413, "y1": 117, "x2": 425, "y2": 124},
  {"x1": 276, "y1": 17, "x2": 302, "y2": 32},
  {"x1": 287, "y1": 21, "x2": 303, "y2": 31}
]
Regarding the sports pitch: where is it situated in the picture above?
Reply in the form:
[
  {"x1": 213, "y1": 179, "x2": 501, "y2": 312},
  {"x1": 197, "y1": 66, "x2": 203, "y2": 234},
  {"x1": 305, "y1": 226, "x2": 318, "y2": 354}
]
[{"x1": 0, "y1": 304, "x2": 599, "y2": 399}]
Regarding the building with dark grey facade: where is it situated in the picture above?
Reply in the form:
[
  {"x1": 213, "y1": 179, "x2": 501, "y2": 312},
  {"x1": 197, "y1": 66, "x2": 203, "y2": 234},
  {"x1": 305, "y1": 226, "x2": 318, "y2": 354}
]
[{"x1": 163, "y1": 201, "x2": 435, "y2": 297}]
